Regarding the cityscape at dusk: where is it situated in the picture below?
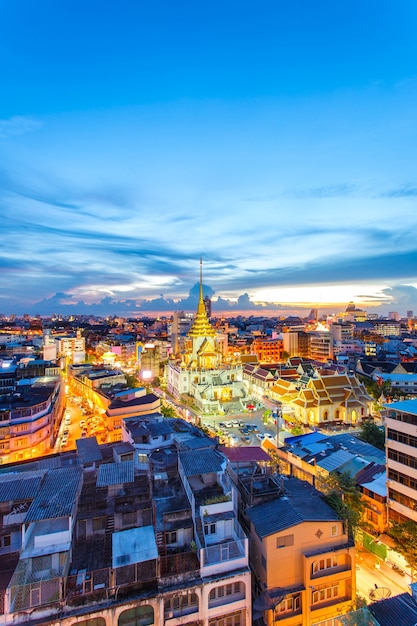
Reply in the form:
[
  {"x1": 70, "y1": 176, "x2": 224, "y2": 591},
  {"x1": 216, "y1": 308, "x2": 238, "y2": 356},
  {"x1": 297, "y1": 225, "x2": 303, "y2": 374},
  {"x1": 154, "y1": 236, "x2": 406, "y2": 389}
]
[{"x1": 1, "y1": 1, "x2": 417, "y2": 316}]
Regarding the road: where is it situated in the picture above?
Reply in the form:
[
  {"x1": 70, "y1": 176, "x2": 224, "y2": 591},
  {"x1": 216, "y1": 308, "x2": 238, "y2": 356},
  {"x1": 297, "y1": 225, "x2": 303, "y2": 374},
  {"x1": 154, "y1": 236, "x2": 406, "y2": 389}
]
[{"x1": 355, "y1": 547, "x2": 410, "y2": 603}]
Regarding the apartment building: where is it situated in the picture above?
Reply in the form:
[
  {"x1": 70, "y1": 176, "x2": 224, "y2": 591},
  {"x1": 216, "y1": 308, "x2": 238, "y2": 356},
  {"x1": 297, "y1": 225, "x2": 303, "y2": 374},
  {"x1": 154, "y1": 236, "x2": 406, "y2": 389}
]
[
  {"x1": 247, "y1": 477, "x2": 355, "y2": 626},
  {"x1": 385, "y1": 399, "x2": 417, "y2": 525},
  {"x1": 0, "y1": 422, "x2": 251, "y2": 626},
  {"x1": 0, "y1": 376, "x2": 64, "y2": 464}
]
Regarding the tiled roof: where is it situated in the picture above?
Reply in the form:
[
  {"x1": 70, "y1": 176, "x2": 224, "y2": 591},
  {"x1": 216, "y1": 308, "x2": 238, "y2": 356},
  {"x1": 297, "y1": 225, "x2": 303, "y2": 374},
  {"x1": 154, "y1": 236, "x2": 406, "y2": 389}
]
[
  {"x1": 25, "y1": 467, "x2": 83, "y2": 522},
  {"x1": 97, "y1": 461, "x2": 134, "y2": 486},
  {"x1": 247, "y1": 478, "x2": 339, "y2": 538},
  {"x1": 179, "y1": 448, "x2": 225, "y2": 477}
]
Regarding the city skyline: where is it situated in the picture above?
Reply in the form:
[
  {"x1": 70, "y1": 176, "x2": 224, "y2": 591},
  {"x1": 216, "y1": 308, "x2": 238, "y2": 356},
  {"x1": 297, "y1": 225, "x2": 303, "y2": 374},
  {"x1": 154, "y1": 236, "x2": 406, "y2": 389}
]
[{"x1": 1, "y1": 2, "x2": 417, "y2": 316}]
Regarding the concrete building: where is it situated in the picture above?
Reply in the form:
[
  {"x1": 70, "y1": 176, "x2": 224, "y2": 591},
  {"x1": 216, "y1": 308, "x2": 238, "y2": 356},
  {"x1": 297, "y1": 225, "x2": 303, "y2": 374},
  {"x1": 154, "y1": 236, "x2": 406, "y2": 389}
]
[
  {"x1": 0, "y1": 423, "x2": 251, "y2": 626},
  {"x1": 247, "y1": 477, "x2": 355, "y2": 626},
  {"x1": 385, "y1": 399, "x2": 417, "y2": 525},
  {"x1": 0, "y1": 376, "x2": 64, "y2": 464}
]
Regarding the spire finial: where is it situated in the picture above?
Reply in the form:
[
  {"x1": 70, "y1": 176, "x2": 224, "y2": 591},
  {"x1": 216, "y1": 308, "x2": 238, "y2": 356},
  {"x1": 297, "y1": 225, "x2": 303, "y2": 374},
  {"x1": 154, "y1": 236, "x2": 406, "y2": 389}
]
[{"x1": 199, "y1": 256, "x2": 203, "y2": 302}]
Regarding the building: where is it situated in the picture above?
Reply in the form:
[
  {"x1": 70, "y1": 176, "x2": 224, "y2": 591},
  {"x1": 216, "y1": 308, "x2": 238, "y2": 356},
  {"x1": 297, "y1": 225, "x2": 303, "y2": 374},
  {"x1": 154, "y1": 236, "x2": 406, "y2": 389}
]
[
  {"x1": 270, "y1": 369, "x2": 373, "y2": 428},
  {"x1": 0, "y1": 376, "x2": 64, "y2": 464},
  {"x1": 385, "y1": 399, "x2": 417, "y2": 525},
  {"x1": 0, "y1": 421, "x2": 251, "y2": 626},
  {"x1": 247, "y1": 477, "x2": 356, "y2": 626},
  {"x1": 167, "y1": 262, "x2": 246, "y2": 414}
]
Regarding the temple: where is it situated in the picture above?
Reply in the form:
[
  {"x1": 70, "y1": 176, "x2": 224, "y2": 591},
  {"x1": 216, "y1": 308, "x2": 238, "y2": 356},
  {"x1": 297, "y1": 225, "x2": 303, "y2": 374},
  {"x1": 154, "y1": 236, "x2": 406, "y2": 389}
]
[{"x1": 167, "y1": 260, "x2": 247, "y2": 413}]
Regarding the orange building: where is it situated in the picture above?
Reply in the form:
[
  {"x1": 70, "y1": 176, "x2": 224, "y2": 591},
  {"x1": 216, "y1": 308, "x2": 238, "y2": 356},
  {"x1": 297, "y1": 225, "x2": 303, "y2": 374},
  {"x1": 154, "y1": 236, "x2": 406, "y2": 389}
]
[{"x1": 247, "y1": 478, "x2": 355, "y2": 626}]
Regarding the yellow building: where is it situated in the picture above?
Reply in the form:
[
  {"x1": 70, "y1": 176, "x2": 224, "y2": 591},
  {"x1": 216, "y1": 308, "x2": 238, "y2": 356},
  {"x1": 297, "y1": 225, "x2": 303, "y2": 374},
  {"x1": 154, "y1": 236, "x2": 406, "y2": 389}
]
[
  {"x1": 167, "y1": 261, "x2": 247, "y2": 413},
  {"x1": 247, "y1": 478, "x2": 356, "y2": 626},
  {"x1": 270, "y1": 370, "x2": 372, "y2": 428}
]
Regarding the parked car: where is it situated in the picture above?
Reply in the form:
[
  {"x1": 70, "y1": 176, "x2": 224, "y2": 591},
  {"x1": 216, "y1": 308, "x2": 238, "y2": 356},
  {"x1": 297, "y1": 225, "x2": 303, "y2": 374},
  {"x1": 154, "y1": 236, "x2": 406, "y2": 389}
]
[
  {"x1": 256, "y1": 433, "x2": 265, "y2": 441},
  {"x1": 229, "y1": 434, "x2": 239, "y2": 445}
]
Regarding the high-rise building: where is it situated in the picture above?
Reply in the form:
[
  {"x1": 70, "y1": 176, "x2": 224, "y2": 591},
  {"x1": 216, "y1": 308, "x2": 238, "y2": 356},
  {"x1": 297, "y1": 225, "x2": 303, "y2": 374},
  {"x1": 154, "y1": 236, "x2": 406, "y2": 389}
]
[{"x1": 385, "y1": 399, "x2": 417, "y2": 525}]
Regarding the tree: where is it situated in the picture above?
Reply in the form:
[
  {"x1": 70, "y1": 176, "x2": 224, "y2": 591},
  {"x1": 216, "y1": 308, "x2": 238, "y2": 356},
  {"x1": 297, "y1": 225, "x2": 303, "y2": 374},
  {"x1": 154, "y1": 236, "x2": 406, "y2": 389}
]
[
  {"x1": 321, "y1": 471, "x2": 364, "y2": 536},
  {"x1": 160, "y1": 404, "x2": 178, "y2": 418},
  {"x1": 358, "y1": 421, "x2": 385, "y2": 450},
  {"x1": 389, "y1": 520, "x2": 417, "y2": 579}
]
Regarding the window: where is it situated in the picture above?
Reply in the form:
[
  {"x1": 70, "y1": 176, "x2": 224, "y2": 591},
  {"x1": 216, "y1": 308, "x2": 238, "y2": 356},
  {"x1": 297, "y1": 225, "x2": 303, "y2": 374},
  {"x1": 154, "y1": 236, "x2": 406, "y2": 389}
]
[
  {"x1": 276, "y1": 534, "x2": 294, "y2": 548},
  {"x1": 312, "y1": 556, "x2": 339, "y2": 575},
  {"x1": 122, "y1": 511, "x2": 137, "y2": 527},
  {"x1": 119, "y1": 605, "x2": 154, "y2": 626},
  {"x1": 312, "y1": 585, "x2": 339, "y2": 605},
  {"x1": 164, "y1": 592, "x2": 198, "y2": 617},
  {"x1": 275, "y1": 594, "x2": 301, "y2": 615},
  {"x1": 92, "y1": 517, "x2": 106, "y2": 532},
  {"x1": 166, "y1": 531, "x2": 177, "y2": 545},
  {"x1": 209, "y1": 611, "x2": 243, "y2": 626},
  {"x1": 209, "y1": 582, "x2": 245, "y2": 607},
  {"x1": 204, "y1": 523, "x2": 216, "y2": 535},
  {"x1": 138, "y1": 453, "x2": 148, "y2": 464},
  {"x1": 261, "y1": 555, "x2": 266, "y2": 570},
  {"x1": 32, "y1": 554, "x2": 52, "y2": 572},
  {"x1": 331, "y1": 525, "x2": 338, "y2": 537},
  {"x1": 0, "y1": 534, "x2": 11, "y2": 548},
  {"x1": 71, "y1": 619, "x2": 106, "y2": 626}
]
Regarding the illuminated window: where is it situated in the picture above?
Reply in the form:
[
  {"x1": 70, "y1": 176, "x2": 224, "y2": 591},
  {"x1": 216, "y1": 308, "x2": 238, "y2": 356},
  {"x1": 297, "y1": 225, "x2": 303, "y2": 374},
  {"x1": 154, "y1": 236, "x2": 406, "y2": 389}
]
[
  {"x1": 312, "y1": 585, "x2": 339, "y2": 605},
  {"x1": 312, "y1": 556, "x2": 339, "y2": 575},
  {"x1": 275, "y1": 594, "x2": 301, "y2": 615}
]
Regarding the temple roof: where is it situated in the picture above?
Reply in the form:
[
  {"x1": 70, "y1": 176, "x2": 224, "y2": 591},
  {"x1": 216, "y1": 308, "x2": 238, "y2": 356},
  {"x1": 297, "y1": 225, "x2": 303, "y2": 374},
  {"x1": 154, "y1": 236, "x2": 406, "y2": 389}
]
[{"x1": 188, "y1": 259, "x2": 215, "y2": 338}]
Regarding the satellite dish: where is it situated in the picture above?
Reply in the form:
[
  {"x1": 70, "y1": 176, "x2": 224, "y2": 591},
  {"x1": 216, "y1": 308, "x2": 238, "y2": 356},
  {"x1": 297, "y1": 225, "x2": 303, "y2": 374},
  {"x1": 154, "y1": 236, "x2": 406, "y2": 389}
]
[{"x1": 253, "y1": 588, "x2": 286, "y2": 611}]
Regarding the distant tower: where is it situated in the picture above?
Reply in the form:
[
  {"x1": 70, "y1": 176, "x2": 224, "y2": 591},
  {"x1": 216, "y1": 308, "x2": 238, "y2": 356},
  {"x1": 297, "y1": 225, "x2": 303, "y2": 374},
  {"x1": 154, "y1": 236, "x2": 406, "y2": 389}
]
[
  {"x1": 307, "y1": 309, "x2": 318, "y2": 323},
  {"x1": 407, "y1": 310, "x2": 413, "y2": 319},
  {"x1": 204, "y1": 295, "x2": 212, "y2": 319}
]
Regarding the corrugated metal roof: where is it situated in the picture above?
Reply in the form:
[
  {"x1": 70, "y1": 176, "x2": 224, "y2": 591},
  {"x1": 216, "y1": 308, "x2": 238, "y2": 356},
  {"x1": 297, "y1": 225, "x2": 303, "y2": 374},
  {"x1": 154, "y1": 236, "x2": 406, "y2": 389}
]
[
  {"x1": 179, "y1": 448, "x2": 225, "y2": 476},
  {"x1": 385, "y1": 399, "x2": 417, "y2": 415},
  {"x1": 97, "y1": 461, "x2": 134, "y2": 486},
  {"x1": 25, "y1": 466, "x2": 82, "y2": 522},
  {"x1": 316, "y1": 449, "x2": 355, "y2": 471},
  {"x1": 76, "y1": 437, "x2": 102, "y2": 464},
  {"x1": 369, "y1": 592, "x2": 417, "y2": 626},
  {"x1": 0, "y1": 470, "x2": 46, "y2": 502}
]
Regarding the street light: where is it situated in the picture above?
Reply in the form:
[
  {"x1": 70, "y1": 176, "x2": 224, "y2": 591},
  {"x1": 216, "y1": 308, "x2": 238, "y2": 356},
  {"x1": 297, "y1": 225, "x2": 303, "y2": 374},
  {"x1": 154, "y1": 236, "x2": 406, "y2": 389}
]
[{"x1": 273, "y1": 403, "x2": 282, "y2": 446}]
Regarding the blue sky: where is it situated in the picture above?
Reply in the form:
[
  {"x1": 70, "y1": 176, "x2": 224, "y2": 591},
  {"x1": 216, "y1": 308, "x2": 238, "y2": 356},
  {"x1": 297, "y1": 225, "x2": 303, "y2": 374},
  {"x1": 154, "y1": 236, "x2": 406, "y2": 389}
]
[{"x1": 1, "y1": 0, "x2": 417, "y2": 316}]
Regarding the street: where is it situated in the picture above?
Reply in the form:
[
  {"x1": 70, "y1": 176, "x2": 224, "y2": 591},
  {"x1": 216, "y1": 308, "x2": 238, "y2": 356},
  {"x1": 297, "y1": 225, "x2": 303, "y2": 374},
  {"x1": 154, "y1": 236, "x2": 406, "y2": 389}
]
[{"x1": 355, "y1": 547, "x2": 410, "y2": 603}]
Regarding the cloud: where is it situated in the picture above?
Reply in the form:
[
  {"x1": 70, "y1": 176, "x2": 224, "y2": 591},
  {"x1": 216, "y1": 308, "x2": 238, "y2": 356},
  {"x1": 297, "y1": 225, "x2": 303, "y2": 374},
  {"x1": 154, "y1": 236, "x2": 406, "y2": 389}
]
[
  {"x1": 0, "y1": 116, "x2": 43, "y2": 139},
  {"x1": 379, "y1": 184, "x2": 417, "y2": 198}
]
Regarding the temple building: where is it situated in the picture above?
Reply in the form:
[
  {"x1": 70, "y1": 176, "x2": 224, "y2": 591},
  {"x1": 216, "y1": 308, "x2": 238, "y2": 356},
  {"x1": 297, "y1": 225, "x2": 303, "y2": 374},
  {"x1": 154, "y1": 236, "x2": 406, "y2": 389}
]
[{"x1": 167, "y1": 261, "x2": 247, "y2": 414}]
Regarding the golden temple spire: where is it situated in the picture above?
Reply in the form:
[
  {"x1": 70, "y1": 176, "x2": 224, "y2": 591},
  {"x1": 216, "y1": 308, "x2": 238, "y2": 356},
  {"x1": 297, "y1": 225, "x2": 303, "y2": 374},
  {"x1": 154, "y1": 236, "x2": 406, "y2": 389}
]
[{"x1": 188, "y1": 258, "x2": 215, "y2": 338}]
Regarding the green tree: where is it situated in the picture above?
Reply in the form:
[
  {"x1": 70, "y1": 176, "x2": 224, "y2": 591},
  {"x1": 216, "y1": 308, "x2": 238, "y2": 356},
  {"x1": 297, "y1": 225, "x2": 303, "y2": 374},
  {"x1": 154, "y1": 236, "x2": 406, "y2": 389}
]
[
  {"x1": 160, "y1": 404, "x2": 178, "y2": 418},
  {"x1": 389, "y1": 520, "x2": 417, "y2": 579},
  {"x1": 124, "y1": 373, "x2": 140, "y2": 388},
  {"x1": 321, "y1": 471, "x2": 364, "y2": 537},
  {"x1": 358, "y1": 421, "x2": 385, "y2": 450}
]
